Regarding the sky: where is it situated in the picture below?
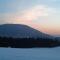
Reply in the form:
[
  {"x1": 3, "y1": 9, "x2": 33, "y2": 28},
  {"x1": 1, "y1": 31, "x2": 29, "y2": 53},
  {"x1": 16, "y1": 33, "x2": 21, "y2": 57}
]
[{"x1": 0, "y1": 0, "x2": 60, "y2": 36}]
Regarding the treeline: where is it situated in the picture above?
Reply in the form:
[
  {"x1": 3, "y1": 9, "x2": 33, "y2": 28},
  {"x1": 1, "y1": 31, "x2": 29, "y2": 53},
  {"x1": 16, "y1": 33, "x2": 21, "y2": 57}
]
[{"x1": 0, "y1": 37, "x2": 60, "y2": 48}]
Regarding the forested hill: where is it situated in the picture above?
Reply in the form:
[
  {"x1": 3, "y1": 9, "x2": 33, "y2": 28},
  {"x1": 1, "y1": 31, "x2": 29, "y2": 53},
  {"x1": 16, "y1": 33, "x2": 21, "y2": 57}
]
[{"x1": 0, "y1": 24, "x2": 54, "y2": 38}]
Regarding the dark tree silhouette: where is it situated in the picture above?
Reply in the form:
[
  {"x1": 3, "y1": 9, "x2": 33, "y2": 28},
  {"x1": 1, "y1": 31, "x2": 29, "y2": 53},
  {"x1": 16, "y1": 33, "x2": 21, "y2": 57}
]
[{"x1": 0, "y1": 36, "x2": 60, "y2": 48}]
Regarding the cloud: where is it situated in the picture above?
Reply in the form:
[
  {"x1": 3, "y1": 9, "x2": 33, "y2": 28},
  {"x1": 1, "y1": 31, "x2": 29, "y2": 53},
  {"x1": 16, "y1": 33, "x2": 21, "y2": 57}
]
[
  {"x1": 0, "y1": 5, "x2": 57, "y2": 24},
  {"x1": 15, "y1": 5, "x2": 56, "y2": 21}
]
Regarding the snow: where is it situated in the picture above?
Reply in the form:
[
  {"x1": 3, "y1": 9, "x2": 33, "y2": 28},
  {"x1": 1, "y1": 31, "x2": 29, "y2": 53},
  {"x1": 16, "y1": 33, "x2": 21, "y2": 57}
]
[{"x1": 0, "y1": 47, "x2": 60, "y2": 60}]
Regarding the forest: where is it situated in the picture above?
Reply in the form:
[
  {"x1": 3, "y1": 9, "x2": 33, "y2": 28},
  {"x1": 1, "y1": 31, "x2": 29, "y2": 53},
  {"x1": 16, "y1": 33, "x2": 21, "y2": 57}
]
[{"x1": 0, "y1": 37, "x2": 60, "y2": 48}]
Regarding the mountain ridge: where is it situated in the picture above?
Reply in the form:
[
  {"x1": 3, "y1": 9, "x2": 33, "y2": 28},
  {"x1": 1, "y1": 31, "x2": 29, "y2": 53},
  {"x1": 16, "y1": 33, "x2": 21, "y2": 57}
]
[{"x1": 0, "y1": 24, "x2": 54, "y2": 39}]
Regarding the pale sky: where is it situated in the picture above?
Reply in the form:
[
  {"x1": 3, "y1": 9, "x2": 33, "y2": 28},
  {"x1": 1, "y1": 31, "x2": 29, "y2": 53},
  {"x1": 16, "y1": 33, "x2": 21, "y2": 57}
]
[{"x1": 0, "y1": 0, "x2": 60, "y2": 36}]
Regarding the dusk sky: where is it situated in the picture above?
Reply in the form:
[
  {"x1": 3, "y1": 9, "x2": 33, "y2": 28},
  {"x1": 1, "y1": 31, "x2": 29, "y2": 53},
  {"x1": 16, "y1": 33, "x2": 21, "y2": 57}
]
[{"x1": 0, "y1": 0, "x2": 60, "y2": 36}]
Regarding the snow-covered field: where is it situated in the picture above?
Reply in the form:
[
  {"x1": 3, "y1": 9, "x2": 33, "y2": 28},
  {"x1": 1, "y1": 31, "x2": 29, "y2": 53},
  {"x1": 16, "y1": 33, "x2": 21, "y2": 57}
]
[{"x1": 0, "y1": 47, "x2": 60, "y2": 60}]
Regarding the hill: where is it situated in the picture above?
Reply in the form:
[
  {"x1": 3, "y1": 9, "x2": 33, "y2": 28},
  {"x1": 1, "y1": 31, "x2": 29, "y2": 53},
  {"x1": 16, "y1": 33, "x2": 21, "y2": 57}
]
[{"x1": 0, "y1": 24, "x2": 53, "y2": 39}]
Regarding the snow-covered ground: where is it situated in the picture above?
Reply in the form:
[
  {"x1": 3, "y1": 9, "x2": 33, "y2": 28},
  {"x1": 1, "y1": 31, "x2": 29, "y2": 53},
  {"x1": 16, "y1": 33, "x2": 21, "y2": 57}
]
[{"x1": 0, "y1": 47, "x2": 60, "y2": 60}]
